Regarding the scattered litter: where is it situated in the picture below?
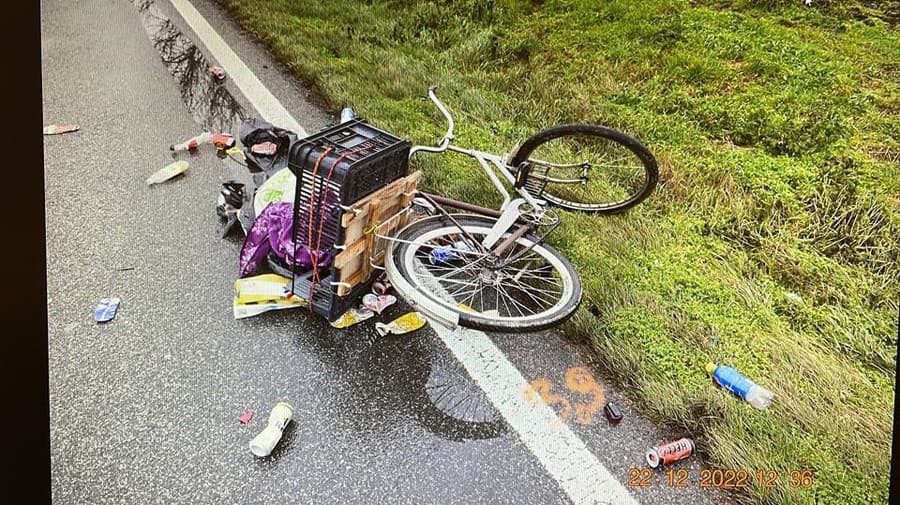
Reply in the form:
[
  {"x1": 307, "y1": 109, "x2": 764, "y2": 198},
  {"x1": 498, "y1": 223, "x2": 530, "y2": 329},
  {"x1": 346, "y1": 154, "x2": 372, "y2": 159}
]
[
  {"x1": 706, "y1": 363, "x2": 774, "y2": 410},
  {"x1": 604, "y1": 402, "x2": 623, "y2": 426},
  {"x1": 93, "y1": 297, "x2": 121, "y2": 322},
  {"x1": 238, "y1": 411, "x2": 255, "y2": 425},
  {"x1": 804, "y1": 0, "x2": 812, "y2": 6},
  {"x1": 170, "y1": 132, "x2": 212, "y2": 152},
  {"x1": 217, "y1": 181, "x2": 245, "y2": 237},
  {"x1": 429, "y1": 246, "x2": 456, "y2": 265},
  {"x1": 375, "y1": 311, "x2": 427, "y2": 336},
  {"x1": 340, "y1": 107, "x2": 356, "y2": 123},
  {"x1": 329, "y1": 306, "x2": 375, "y2": 328},
  {"x1": 146, "y1": 160, "x2": 189, "y2": 185},
  {"x1": 210, "y1": 65, "x2": 226, "y2": 81},
  {"x1": 217, "y1": 181, "x2": 245, "y2": 213},
  {"x1": 43, "y1": 124, "x2": 79, "y2": 135},
  {"x1": 212, "y1": 133, "x2": 235, "y2": 149},
  {"x1": 371, "y1": 272, "x2": 392, "y2": 296},
  {"x1": 239, "y1": 118, "x2": 299, "y2": 174},
  {"x1": 233, "y1": 297, "x2": 306, "y2": 319},
  {"x1": 170, "y1": 132, "x2": 233, "y2": 152},
  {"x1": 646, "y1": 438, "x2": 694, "y2": 469},
  {"x1": 362, "y1": 293, "x2": 397, "y2": 314},
  {"x1": 253, "y1": 167, "x2": 296, "y2": 217},
  {"x1": 249, "y1": 402, "x2": 293, "y2": 457},
  {"x1": 233, "y1": 274, "x2": 306, "y2": 319},
  {"x1": 234, "y1": 274, "x2": 293, "y2": 304},
  {"x1": 250, "y1": 142, "x2": 278, "y2": 156}
]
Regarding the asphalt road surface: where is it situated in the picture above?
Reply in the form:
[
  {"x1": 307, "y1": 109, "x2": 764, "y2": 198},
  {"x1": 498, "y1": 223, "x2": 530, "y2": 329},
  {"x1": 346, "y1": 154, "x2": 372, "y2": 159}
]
[{"x1": 42, "y1": 0, "x2": 732, "y2": 503}]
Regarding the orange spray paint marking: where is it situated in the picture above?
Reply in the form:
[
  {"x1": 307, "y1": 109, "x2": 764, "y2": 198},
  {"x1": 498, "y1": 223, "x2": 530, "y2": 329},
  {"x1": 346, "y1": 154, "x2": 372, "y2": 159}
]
[
  {"x1": 565, "y1": 367, "x2": 606, "y2": 425},
  {"x1": 524, "y1": 378, "x2": 573, "y2": 424}
]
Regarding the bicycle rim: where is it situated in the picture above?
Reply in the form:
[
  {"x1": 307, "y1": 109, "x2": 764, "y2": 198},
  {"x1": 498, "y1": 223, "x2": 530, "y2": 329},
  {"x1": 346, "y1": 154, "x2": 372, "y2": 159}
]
[
  {"x1": 387, "y1": 215, "x2": 581, "y2": 332},
  {"x1": 510, "y1": 125, "x2": 658, "y2": 213}
]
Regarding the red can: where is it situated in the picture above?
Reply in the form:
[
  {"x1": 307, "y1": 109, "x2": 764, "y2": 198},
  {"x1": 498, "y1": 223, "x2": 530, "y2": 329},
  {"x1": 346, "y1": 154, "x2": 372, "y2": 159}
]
[
  {"x1": 210, "y1": 66, "x2": 226, "y2": 81},
  {"x1": 646, "y1": 438, "x2": 694, "y2": 469}
]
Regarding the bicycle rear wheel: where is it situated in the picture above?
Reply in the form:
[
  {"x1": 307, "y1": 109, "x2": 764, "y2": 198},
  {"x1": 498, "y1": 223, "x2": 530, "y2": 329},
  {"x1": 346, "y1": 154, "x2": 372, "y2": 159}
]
[
  {"x1": 507, "y1": 124, "x2": 658, "y2": 213},
  {"x1": 385, "y1": 214, "x2": 582, "y2": 332}
]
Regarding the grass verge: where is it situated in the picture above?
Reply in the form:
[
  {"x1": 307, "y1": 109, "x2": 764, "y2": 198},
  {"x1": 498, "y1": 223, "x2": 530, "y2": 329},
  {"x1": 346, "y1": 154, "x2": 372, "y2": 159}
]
[{"x1": 215, "y1": 1, "x2": 898, "y2": 503}]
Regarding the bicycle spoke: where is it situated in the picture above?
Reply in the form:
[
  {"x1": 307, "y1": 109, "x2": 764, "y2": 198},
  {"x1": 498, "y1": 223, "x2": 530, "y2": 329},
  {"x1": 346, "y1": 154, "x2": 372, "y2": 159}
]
[{"x1": 507, "y1": 277, "x2": 559, "y2": 308}]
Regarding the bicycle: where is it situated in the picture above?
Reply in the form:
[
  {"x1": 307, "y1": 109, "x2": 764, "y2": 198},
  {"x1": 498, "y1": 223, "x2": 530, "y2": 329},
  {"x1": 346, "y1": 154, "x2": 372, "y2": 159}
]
[{"x1": 375, "y1": 86, "x2": 659, "y2": 333}]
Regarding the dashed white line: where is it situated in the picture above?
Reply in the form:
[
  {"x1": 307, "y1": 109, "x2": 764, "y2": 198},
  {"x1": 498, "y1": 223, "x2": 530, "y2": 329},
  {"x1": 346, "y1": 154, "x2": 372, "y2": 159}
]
[{"x1": 171, "y1": 2, "x2": 639, "y2": 503}]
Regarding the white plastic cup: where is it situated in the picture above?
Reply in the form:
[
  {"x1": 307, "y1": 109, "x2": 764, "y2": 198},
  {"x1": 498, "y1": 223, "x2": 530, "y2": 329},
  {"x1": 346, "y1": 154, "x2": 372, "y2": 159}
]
[{"x1": 249, "y1": 402, "x2": 294, "y2": 457}]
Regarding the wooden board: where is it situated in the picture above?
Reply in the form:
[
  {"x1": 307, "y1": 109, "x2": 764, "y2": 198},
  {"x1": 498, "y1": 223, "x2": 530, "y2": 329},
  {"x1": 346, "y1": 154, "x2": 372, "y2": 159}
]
[{"x1": 333, "y1": 171, "x2": 421, "y2": 296}]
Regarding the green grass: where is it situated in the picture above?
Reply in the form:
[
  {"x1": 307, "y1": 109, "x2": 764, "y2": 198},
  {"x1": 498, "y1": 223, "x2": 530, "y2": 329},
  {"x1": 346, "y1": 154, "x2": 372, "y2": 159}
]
[{"x1": 215, "y1": 1, "x2": 898, "y2": 503}]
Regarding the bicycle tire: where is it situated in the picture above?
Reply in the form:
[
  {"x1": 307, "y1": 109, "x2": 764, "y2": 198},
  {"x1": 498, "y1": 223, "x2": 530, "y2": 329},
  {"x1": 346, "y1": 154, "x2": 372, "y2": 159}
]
[
  {"x1": 507, "y1": 124, "x2": 659, "y2": 213},
  {"x1": 385, "y1": 214, "x2": 582, "y2": 333}
]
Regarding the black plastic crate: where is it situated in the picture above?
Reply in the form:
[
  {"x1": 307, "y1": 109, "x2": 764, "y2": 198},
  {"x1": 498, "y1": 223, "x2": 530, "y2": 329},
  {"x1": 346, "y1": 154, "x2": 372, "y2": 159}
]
[
  {"x1": 288, "y1": 119, "x2": 412, "y2": 205},
  {"x1": 266, "y1": 252, "x2": 376, "y2": 322},
  {"x1": 282, "y1": 119, "x2": 411, "y2": 321}
]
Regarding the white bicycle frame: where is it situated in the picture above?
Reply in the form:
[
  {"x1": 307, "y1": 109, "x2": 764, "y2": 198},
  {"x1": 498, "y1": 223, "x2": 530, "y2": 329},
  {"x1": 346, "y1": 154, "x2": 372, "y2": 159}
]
[{"x1": 409, "y1": 86, "x2": 548, "y2": 248}]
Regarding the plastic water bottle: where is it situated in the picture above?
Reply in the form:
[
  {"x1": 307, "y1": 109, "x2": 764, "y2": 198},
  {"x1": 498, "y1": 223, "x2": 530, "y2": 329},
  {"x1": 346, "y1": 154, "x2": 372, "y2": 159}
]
[
  {"x1": 429, "y1": 247, "x2": 456, "y2": 265},
  {"x1": 706, "y1": 363, "x2": 774, "y2": 410}
]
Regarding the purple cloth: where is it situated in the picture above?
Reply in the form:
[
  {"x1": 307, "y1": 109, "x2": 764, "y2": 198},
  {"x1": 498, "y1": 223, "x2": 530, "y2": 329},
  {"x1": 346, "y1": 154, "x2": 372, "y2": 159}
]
[{"x1": 238, "y1": 201, "x2": 334, "y2": 278}]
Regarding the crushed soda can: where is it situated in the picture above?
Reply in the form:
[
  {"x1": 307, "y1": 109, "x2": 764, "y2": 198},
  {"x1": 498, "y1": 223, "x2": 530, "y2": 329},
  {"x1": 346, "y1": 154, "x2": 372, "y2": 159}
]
[
  {"x1": 330, "y1": 306, "x2": 375, "y2": 328},
  {"x1": 251, "y1": 142, "x2": 278, "y2": 156},
  {"x1": 646, "y1": 438, "x2": 694, "y2": 469},
  {"x1": 93, "y1": 297, "x2": 121, "y2": 322},
  {"x1": 375, "y1": 312, "x2": 427, "y2": 336},
  {"x1": 43, "y1": 124, "x2": 79, "y2": 135},
  {"x1": 210, "y1": 66, "x2": 226, "y2": 81},
  {"x1": 362, "y1": 293, "x2": 397, "y2": 314}
]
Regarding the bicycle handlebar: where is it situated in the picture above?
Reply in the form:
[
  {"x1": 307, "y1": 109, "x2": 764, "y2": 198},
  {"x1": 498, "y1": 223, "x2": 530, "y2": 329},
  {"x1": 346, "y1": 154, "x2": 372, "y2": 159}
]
[
  {"x1": 428, "y1": 86, "x2": 455, "y2": 147},
  {"x1": 410, "y1": 86, "x2": 455, "y2": 158}
]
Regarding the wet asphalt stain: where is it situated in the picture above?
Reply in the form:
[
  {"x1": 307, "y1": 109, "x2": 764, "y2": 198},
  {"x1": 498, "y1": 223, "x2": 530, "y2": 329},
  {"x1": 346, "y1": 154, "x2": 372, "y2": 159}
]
[
  {"x1": 287, "y1": 312, "x2": 509, "y2": 442},
  {"x1": 132, "y1": 0, "x2": 245, "y2": 132}
]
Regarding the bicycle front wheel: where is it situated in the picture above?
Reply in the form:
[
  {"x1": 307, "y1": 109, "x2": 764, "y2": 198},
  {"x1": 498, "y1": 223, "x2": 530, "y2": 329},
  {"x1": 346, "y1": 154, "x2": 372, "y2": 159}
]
[
  {"x1": 385, "y1": 214, "x2": 582, "y2": 333},
  {"x1": 507, "y1": 124, "x2": 658, "y2": 213}
]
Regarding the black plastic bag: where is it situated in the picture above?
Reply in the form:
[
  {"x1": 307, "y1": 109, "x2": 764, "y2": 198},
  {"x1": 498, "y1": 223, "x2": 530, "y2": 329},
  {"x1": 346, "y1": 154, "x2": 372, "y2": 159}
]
[{"x1": 238, "y1": 118, "x2": 299, "y2": 175}]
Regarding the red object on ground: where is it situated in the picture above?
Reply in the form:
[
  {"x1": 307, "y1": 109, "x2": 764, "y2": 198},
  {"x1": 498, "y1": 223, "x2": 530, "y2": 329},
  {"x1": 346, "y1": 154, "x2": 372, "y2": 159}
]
[
  {"x1": 210, "y1": 66, "x2": 226, "y2": 81},
  {"x1": 250, "y1": 142, "x2": 277, "y2": 156},
  {"x1": 646, "y1": 438, "x2": 694, "y2": 469},
  {"x1": 239, "y1": 411, "x2": 255, "y2": 425},
  {"x1": 212, "y1": 133, "x2": 235, "y2": 149}
]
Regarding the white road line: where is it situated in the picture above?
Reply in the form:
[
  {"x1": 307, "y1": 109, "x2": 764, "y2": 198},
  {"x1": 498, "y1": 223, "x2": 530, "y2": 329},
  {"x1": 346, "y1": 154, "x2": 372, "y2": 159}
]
[
  {"x1": 434, "y1": 324, "x2": 639, "y2": 505},
  {"x1": 169, "y1": 0, "x2": 307, "y2": 137},
  {"x1": 172, "y1": 2, "x2": 638, "y2": 503}
]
